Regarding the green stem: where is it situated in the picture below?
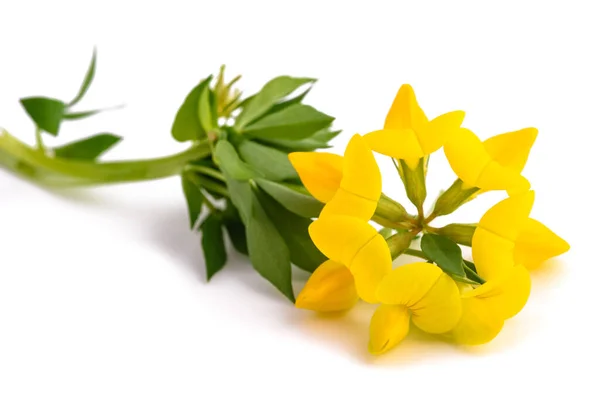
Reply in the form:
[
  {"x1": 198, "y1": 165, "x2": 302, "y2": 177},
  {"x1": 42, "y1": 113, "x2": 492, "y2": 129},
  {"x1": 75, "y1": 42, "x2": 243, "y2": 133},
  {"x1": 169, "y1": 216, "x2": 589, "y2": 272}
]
[
  {"x1": 185, "y1": 164, "x2": 225, "y2": 182},
  {"x1": 35, "y1": 127, "x2": 44, "y2": 152},
  {"x1": 403, "y1": 248, "x2": 430, "y2": 260},
  {"x1": 0, "y1": 130, "x2": 212, "y2": 186}
]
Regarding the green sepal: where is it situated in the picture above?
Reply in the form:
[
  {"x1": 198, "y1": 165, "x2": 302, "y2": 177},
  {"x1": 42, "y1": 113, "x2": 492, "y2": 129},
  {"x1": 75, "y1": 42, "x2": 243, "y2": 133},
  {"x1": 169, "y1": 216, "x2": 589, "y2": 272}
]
[
  {"x1": 200, "y1": 213, "x2": 228, "y2": 281},
  {"x1": 432, "y1": 179, "x2": 480, "y2": 217},
  {"x1": 436, "y1": 223, "x2": 477, "y2": 247},
  {"x1": 53, "y1": 133, "x2": 122, "y2": 160},
  {"x1": 20, "y1": 97, "x2": 65, "y2": 135},
  {"x1": 400, "y1": 158, "x2": 427, "y2": 212}
]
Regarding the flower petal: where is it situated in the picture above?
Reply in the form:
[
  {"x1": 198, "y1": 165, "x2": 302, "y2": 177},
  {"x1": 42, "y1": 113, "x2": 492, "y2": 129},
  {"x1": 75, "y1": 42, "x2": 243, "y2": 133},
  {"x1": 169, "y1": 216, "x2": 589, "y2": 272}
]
[
  {"x1": 472, "y1": 228, "x2": 516, "y2": 280},
  {"x1": 514, "y1": 218, "x2": 570, "y2": 269},
  {"x1": 418, "y1": 110, "x2": 466, "y2": 154},
  {"x1": 444, "y1": 128, "x2": 491, "y2": 187},
  {"x1": 465, "y1": 264, "x2": 531, "y2": 320},
  {"x1": 451, "y1": 296, "x2": 505, "y2": 345},
  {"x1": 348, "y1": 233, "x2": 392, "y2": 304},
  {"x1": 295, "y1": 260, "x2": 358, "y2": 312},
  {"x1": 369, "y1": 305, "x2": 411, "y2": 355},
  {"x1": 376, "y1": 262, "x2": 443, "y2": 306},
  {"x1": 483, "y1": 128, "x2": 538, "y2": 173},
  {"x1": 384, "y1": 84, "x2": 428, "y2": 132},
  {"x1": 364, "y1": 128, "x2": 425, "y2": 159},
  {"x1": 288, "y1": 152, "x2": 343, "y2": 203},
  {"x1": 476, "y1": 160, "x2": 531, "y2": 194},
  {"x1": 411, "y1": 272, "x2": 462, "y2": 333},
  {"x1": 478, "y1": 191, "x2": 535, "y2": 241},
  {"x1": 308, "y1": 215, "x2": 377, "y2": 267},
  {"x1": 320, "y1": 134, "x2": 381, "y2": 220}
]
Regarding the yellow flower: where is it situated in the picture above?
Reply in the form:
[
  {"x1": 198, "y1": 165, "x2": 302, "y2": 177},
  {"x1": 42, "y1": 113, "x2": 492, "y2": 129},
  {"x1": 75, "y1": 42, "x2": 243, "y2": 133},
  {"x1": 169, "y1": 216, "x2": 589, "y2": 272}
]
[
  {"x1": 295, "y1": 260, "x2": 359, "y2": 312},
  {"x1": 290, "y1": 134, "x2": 381, "y2": 221},
  {"x1": 369, "y1": 262, "x2": 462, "y2": 355},
  {"x1": 364, "y1": 84, "x2": 465, "y2": 169},
  {"x1": 452, "y1": 264, "x2": 531, "y2": 345},
  {"x1": 308, "y1": 215, "x2": 391, "y2": 304},
  {"x1": 444, "y1": 128, "x2": 531, "y2": 194},
  {"x1": 288, "y1": 152, "x2": 342, "y2": 203},
  {"x1": 472, "y1": 191, "x2": 569, "y2": 280}
]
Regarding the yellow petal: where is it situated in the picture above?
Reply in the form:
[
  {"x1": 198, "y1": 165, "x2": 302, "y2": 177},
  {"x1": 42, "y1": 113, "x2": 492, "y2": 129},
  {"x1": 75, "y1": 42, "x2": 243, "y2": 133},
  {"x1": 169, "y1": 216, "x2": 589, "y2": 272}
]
[
  {"x1": 444, "y1": 128, "x2": 491, "y2": 187},
  {"x1": 476, "y1": 160, "x2": 531, "y2": 194},
  {"x1": 320, "y1": 134, "x2": 381, "y2": 220},
  {"x1": 384, "y1": 84, "x2": 428, "y2": 132},
  {"x1": 465, "y1": 264, "x2": 531, "y2": 320},
  {"x1": 514, "y1": 218, "x2": 570, "y2": 269},
  {"x1": 472, "y1": 228, "x2": 515, "y2": 280},
  {"x1": 295, "y1": 260, "x2": 359, "y2": 312},
  {"x1": 368, "y1": 305, "x2": 411, "y2": 355},
  {"x1": 418, "y1": 110, "x2": 466, "y2": 154},
  {"x1": 376, "y1": 262, "x2": 443, "y2": 306},
  {"x1": 348, "y1": 233, "x2": 392, "y2": 304},
  {"x1": 478, "y1": 191, "x2": 535, "y2": 241},
  {"x1": 483, "y1": 128, "x2": 538, "y2": 173},
  {"x1": 452, "y1": 296, "x2": 505, "y2": 345},
  {"x1": 308, "y1": 216, "x2": 377, "y2": 266},
  {"x1": 364, "y1": 128, "x2": 425, "y2": 159},
  {"x1": 288, "y1": 152, "x2": 343, "y2": 203},
  {"x1": 411, "y1": 272, "x2": 462, "y2": 333}
]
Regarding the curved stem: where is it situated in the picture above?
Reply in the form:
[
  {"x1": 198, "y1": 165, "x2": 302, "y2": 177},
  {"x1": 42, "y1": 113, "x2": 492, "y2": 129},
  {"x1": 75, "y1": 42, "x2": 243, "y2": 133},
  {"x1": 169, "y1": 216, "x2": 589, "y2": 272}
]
[{"x1": 0, "y1": 130, "x2": 212, "y2": 186}]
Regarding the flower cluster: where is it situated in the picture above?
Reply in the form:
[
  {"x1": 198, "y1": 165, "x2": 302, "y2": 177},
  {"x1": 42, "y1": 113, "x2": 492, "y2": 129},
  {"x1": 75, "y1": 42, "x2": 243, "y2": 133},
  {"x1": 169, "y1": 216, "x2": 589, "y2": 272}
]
[{"x1": 289, "y1": 85, "x2": 569, "y2": 355}]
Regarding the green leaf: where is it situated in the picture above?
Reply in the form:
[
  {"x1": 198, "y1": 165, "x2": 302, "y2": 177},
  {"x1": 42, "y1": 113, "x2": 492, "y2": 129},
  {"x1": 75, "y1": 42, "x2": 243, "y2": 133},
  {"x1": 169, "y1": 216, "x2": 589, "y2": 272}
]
[
  {"x1": 214, "y1": 140, "x2": 257, "y2": 180},
  {"x1": 223, "y1": 176, "x2": 253, "y2": 224},
  {"x1": 198, "y1": 85, "x2": 216, "y2": 132},
  {"x1": 237, "y1": 140, "x2": 298, "y2": 181},
  {"x1": 266, "y1": 87, "x2": 311, "y2": 115},
  {"x1": 53, "y1": 133, "x2": 122, "y2": 160},
  {"x1": 181, "y1": 173, "x2": 204, "y2": 229},
  {"x1": 246, "y1": 193, "x2": 295, "y2": 301},
  {"x1": 68, "y1": 48, "x2": 97, "y2": 107},
  {"x1": 255, "y1": 179, "x2": 322, "y2": 218},
  {"x1": 171, "y1": 76, "x2": 212, "y2": 142},
  {"x1": 256, "y1": 188, "x2": 326, "y2": 273},
  {"x1": 20, "y1": 97, "x2": 65, "y2": 136},
  {"x1": 200, "y1": 213, "x2": 227, "y2": 281},
  {"x1": 236, "y1": 76, "x2": 315, "y2": 129},
  {"x1": 223, "y1": 199, "x2": 248, "y2": 255},
  {"x1": 420, "y1": 234, "x2": 466, "y2": 278},
  {"x1": 242, "y1": 104, "x2": 334, "y2": 141},
  {"x1": 63, "y1": 105, "x2": 122, "y2": 120}
]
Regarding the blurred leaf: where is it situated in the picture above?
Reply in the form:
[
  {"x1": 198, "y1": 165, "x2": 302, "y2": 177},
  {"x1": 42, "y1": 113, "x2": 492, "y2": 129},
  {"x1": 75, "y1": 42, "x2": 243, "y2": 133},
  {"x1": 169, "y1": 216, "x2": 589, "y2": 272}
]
[
  {"x1": 181, "y1": 173, "x2": 204, "y2": 229},
  {"x1": 420, "y1": 234, "x2": 466, "y2": 278},
  {"x1": 20, "y1": 97, "x2": 65, "y2": 135},
  {"x1": 266, "y1": 87, "x2": 311, "y2": 115},
  {"x1": 223, "y1": 199, "x2": 248, "y2": 255},
  {"x1": 198, "y1": 85, "x2": 215, "y2": 132},
  {"x1": 200, "y1": 213, "x2": 227, "y2": 281},
  {"x1": 237, "y1": 140, "x2": 298, "y2": 181},
  {"x1": 214, "y1": 140, "x2": 257, "y2": 180},
  {"x1": 53, "y1": 133, "x2": 122, "y2": 160},
  {"x1": 246, "y1": 193, "x2": 295, "y2": 301},
  {"x1": 236, "y1": 76, "x2": 315, "y2": 129},
  {"x1": 223, "y1": 175, "x2": 253, "y2": 224},
  {"x1": 462, "y1": 260, "x2": 484, "y2": 284},
  {"x1": 171, "y1": 76, "x2": 212, "y2": 142},
  {"x1": 255, "y1": 179, "x2": 322, "y2": 218},
  {"x1": 68, "y1": 48, "x2": 97, "y2": 107},
  {"x1": 258, "y1": 130, "x2": 339, "y2": 152},
  {"x1": 63, "y1": 105, "x2": 122, "y2": 120},
  {"x1": 256, "y1": 189, "x2": 326, "y2": 273},
  {"x1": 243, "y1": 104, "x2": 334, "y2": 141}
]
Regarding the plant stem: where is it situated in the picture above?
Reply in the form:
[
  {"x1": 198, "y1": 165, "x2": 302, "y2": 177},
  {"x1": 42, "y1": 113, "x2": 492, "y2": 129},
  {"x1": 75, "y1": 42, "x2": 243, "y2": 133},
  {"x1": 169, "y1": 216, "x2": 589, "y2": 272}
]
[
  {"x1": 403, "y1": 248, "x2": 430, "y2": 260},
  {"x1": 34, "y1": 127, "x2": 44, "y2": 152},
  {"x1": 0, "y1": 130, "x2": 212, "y2": 186}
]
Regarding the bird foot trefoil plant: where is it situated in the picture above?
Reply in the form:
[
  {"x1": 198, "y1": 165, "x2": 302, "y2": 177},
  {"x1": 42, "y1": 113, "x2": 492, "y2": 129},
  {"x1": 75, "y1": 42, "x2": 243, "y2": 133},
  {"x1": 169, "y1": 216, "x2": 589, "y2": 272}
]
[{"x1": 0, "y1": 50, "x2": 569, "y2": 357}]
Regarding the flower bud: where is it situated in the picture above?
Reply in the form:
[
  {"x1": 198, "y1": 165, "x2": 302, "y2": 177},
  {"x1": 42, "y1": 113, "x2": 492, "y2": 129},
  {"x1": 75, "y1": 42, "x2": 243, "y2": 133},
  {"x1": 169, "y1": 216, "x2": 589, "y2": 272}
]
[
  {"x1": 386, "y1": 231, "x2": 414, "y2": 259},
  {"x1": 432, "y1": 179, "x2": 479, "y2": 217},
  {"x1": 436, "y1": 223, "x2": 477, "y2": 247},
  {"x1": 399, "y1": 158, "x2": 426, "y2": 212}
]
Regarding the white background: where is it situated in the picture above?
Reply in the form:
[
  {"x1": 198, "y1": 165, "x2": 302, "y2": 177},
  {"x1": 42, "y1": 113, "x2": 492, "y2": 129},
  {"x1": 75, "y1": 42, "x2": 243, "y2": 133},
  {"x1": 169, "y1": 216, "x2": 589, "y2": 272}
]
[{"x1": 0, "y1": 1, "x2": 598, "y2": 398}]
